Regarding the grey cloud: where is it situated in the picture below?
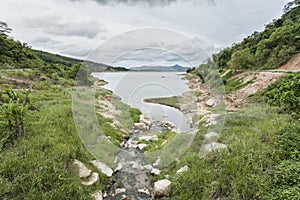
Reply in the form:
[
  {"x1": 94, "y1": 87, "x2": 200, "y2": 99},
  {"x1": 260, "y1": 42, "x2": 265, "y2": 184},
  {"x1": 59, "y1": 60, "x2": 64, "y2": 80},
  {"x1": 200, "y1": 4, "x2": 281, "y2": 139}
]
[
  {"x1": 90, "y1": 0, "x2": 177, "y2": 6},
  {"x1": 26, "y1": 16, "x2": 106, "y2": 39},
  {"x1": 71, "y1": 0, "x2": 215, "y2": 7}
]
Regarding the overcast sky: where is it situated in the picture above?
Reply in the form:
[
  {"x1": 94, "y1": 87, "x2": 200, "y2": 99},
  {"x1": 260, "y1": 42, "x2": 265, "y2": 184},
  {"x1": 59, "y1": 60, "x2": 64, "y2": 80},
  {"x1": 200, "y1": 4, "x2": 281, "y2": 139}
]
[{"x1": 0, "y1": 0, "x2": 290, "y2": 67}]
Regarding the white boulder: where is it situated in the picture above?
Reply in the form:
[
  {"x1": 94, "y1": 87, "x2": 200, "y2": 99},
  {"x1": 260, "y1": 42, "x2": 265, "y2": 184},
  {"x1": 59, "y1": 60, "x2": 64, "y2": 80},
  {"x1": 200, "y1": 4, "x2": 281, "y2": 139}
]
[
  {"x1": 138, "y1": 143, "x2": 147, "y2": 150},
  {"x1": 176, "y1": 165, "x2": 188, "y2": 174},
  {"x1": 90, "y1": 160, "x2": 113, "y2": 177},
  {"x1": 81, "y1": 172, "x2": 99, "y2": 186},
  {"x1": 154, "y1": 179, "x2": 172, "y2": 197},
  {"x1": 134, "y1": 122, "x2": 148, "y2": 130},
  {"x1": 92, "y1": 190, "x2": 103, "y2": 200},
  {"x1": 206, "y1": 98, "x2": 216, "y2": 107},
  {"x1": 74, "y1": 159, "x2": 91, "y2": 178},
  {"x1": 138, "y1": 188, "x2": 150, "y2": 196},
  {"x1": 115, "y1": 188, "x2": 126, "y2": 194},
  {"x1": 139, "y1": 115, "x2": 152, "y2": 127},
  {"x1": 151, "y1": 168, "x2": 161, "y2": 175}
]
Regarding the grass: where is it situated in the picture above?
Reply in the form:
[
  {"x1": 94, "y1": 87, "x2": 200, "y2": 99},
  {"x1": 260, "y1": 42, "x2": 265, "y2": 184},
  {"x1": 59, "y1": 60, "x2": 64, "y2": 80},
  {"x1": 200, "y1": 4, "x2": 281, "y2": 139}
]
[
  {"x1": 138, "y1": 131, "x2": 176, "y2": 152},
  {"x1": 0, "y1": 87, "x2": 110, "y2": 199},
  {"x1": 144, "y1": 96, "x2": 184, "y2": 110},
  {"x1": 157, "y1": 101, "x2": 300, "y2": 200}
]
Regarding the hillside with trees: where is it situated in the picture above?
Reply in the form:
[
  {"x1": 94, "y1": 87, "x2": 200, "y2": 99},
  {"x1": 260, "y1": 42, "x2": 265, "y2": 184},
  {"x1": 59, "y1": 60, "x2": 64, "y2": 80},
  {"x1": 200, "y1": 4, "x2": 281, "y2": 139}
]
[{"x1": 212, "y1": 0, "x2": 300, "y2": 71}]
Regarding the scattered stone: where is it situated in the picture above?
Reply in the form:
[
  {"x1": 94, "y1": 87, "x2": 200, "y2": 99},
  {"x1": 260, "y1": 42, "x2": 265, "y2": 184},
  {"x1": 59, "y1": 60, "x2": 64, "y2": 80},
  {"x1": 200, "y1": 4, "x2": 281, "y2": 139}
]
[
  {"x1": 151, "y1": 168, "x2": 161, "y2": 175},
  {"x1": 176, "y1": 165, "x2": 188, "y2": 174},
  {"x1": 131, "y1": 140, "x2": 138, "y2": 145},
  {"x1": 143, "y1": 165, "x2": 153, "y2": 171},
  {"x1": 122, "y1": 134, "x2": 130, "y2": 140},
  {"x1": 74, "y1": 159, "x2": 92, "y2": 178},
  {"x1": 81, "y1": 172, "x2": 99, "y2": 186},
  {"x1": 134, "y1": 122, "x2": 148, "y2": 130},
  {"x1": 103, "y1": 192, "x2": 107, "y2": 198},
  {"x1": 152, "y1": 157, "x2": 161, "y2": 167},
  {"x1": 138, "y1": 135, "x2": 158, "y2": 141},
  {"x1": 161, "y1": 121, "x2": 176, "y2": 131},
  {"x1": 121, "y1": 194, "x2": 130, "y2": 200},
  {"x1": 206, "y1": 98, "x2": 216, "y2": 107},
  {"x1": 154, "y1": 179, "x2": 172, "y2": 198},
  {"x1": 165, "y1": 174, "x2": 169, "y2": 179},
  {"x1": 138, "y1": 143, "x2": 147, "y2": 150},
  {"x1": 115, "y1": 163, "x2": 123, "y2": 172},
  {"x1": 115, "y1": 188, "x2": 126, "y2": 194},
  {"x1": 203, "y1": 142, "x2": 227, "y2": 152},
  {"x1": 138, "y1": 188, "x2": 150, "y2": 196},
  {"x1": 139, "y1": 115, "x2": 152, "y2": 127},
  {"x1": 92, "y1": 190, "x2": 103, "y2": 200},
  {"x1": 90, "y1": 160, "x2": 113, "y2": 177}
]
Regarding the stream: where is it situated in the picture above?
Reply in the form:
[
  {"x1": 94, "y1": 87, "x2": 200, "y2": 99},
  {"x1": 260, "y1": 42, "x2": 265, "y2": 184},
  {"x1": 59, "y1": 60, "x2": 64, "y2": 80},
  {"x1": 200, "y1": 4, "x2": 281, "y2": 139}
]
[{"x1": 92, "y1": 72, "x2": 191, "y2": 199}]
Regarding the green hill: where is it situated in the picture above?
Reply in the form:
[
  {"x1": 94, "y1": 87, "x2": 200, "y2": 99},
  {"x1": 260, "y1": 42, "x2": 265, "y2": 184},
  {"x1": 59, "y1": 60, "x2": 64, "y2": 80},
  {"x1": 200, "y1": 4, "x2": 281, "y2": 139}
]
[{"x1": 212, "y1": 1, "x2": 300, "y2": 71}]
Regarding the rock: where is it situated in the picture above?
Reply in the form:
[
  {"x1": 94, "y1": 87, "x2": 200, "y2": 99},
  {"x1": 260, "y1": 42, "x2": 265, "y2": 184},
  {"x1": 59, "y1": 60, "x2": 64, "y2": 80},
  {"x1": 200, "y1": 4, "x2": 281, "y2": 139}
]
[
  {"x1": 204, "y1": 132, "x2": 219, "y2": 140},
  {"x1": 161, "y1": 121, "x2": 176, "y2": 129},
  {"x1": 203, "y1": 142, "x2": 227, "y2": 152},
  {"x1": 115, "y1": 163, "x2": 123, "y2": 172},
  {"x1": 131, "y1": 140, "x2": 138, "y2": 145},
  {"x1": 138, "y1": 135, "x2": 158, "y2": 141},
  {"x1": 92, "y1": 190, "x2": 103, "y2": 200},
  {"x1": 161, "y1": 121, "x2": 175, "y2": 128},
  {"x1": 74, "y1": 159, "x2": 92, "y2": 178},
  {"x1": 138, "y1": 143, "x2": 147, "y2": 150},
  {"x1": 206, "y1": 98, "x2": 216, "y2": 107},
  {"x1": 131, "y1": 161, "x2": 143, "y2": 170},
  {"x1": 81, "y1": 172, "x2": 99, "y2": 186},
  {"x1": 122, "y1": 134, "x2": 130, "y2": 140},
  {"x1": 115, "y1": 188, "x2": 126, "y2": 194},
  {"x1": 134, "y1": 122, "x2": 148, "y2": 130},
  {"x1": 176, "y1": 165, "x2": 188, "y2": 174},
  {"x1": 152, "y1": 157, "x2": 161, "y2": 167},
  {"x1": 90, "y1": 160, "x2": 113, "y2": 177},
  {"x1": 103, "y1": 192, "x2": 107, "y2": 198},
  {"x1": 154, "y1": 179, "x2": 172, "y2": 198},
  {"x1": 139, "y1": 115, "x2": 152, "y2": 127},
  {"x1": 138, "y1": 188, "x2": 150, "y2": 196},
  {"x1": 121, "y1": 194, "x2": 130, "y2": 200},
  {"x1": 151, "y1": 168, "x2": 161, "y2": 175},
  {"x1": 143, "y1": 165, "x2": 153, "y2": 171}
]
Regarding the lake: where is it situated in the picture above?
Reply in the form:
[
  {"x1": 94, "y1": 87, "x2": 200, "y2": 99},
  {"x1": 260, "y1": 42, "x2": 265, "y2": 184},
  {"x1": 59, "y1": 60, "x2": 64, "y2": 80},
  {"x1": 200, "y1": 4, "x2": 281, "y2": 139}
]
[{"x1": 92, "y1": 71, "x2": 190, "y2": 132}]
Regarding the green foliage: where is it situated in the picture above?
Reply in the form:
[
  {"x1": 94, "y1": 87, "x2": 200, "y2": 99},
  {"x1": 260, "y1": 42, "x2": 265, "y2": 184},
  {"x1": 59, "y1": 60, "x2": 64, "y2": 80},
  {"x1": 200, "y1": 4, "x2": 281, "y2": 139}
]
[
  {"x1": 0, "y1": 88, "x2": 30, "y2": 149},
  {"x1": 264, "y1": 72, "x2": 300, "y2": 119},
  {"x1": 228, "y1": 48, "x2": 255, "y2": 70},
  {"x1": 162, "y1": 102, "x2": 300, "y2": 200},
  {"x1": 0, "y1": 89, "x2": 106, "y2": 199},
  {"x1": 212, "y1": 3, "x2": 300, "y2": 70},
  {"x1": 129, "y1": 107, "x2": 142, "y2": 123}
]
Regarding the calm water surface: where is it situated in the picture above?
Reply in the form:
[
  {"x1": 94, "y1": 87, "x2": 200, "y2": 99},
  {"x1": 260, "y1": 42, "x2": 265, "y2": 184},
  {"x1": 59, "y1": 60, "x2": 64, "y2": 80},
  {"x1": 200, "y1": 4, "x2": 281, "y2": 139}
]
[{"x1": 92, "y1": 71, "x2": 190, "y2": 132}]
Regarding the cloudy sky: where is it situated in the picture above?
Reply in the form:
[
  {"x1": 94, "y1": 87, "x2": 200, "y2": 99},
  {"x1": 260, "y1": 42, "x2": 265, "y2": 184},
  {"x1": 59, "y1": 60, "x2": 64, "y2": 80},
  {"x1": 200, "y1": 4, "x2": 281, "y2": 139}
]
[{"x1": 0, "y1": 0, "x2": 290, "y2": 67}]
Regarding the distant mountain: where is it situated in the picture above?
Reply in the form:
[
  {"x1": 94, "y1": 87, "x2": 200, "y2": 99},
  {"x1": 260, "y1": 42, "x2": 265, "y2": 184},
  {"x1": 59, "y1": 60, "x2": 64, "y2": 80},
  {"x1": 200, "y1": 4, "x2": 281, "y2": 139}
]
[{"x1": 130, "y1": 64, "x2": 189, "y2": 71}]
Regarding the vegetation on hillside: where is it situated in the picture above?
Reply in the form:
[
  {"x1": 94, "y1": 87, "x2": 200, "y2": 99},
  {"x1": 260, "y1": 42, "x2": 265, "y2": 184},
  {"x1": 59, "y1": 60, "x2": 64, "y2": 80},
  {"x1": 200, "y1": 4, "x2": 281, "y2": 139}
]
[{"x1": 211, "y1": 1, "x2": 300, "y2": 71}]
